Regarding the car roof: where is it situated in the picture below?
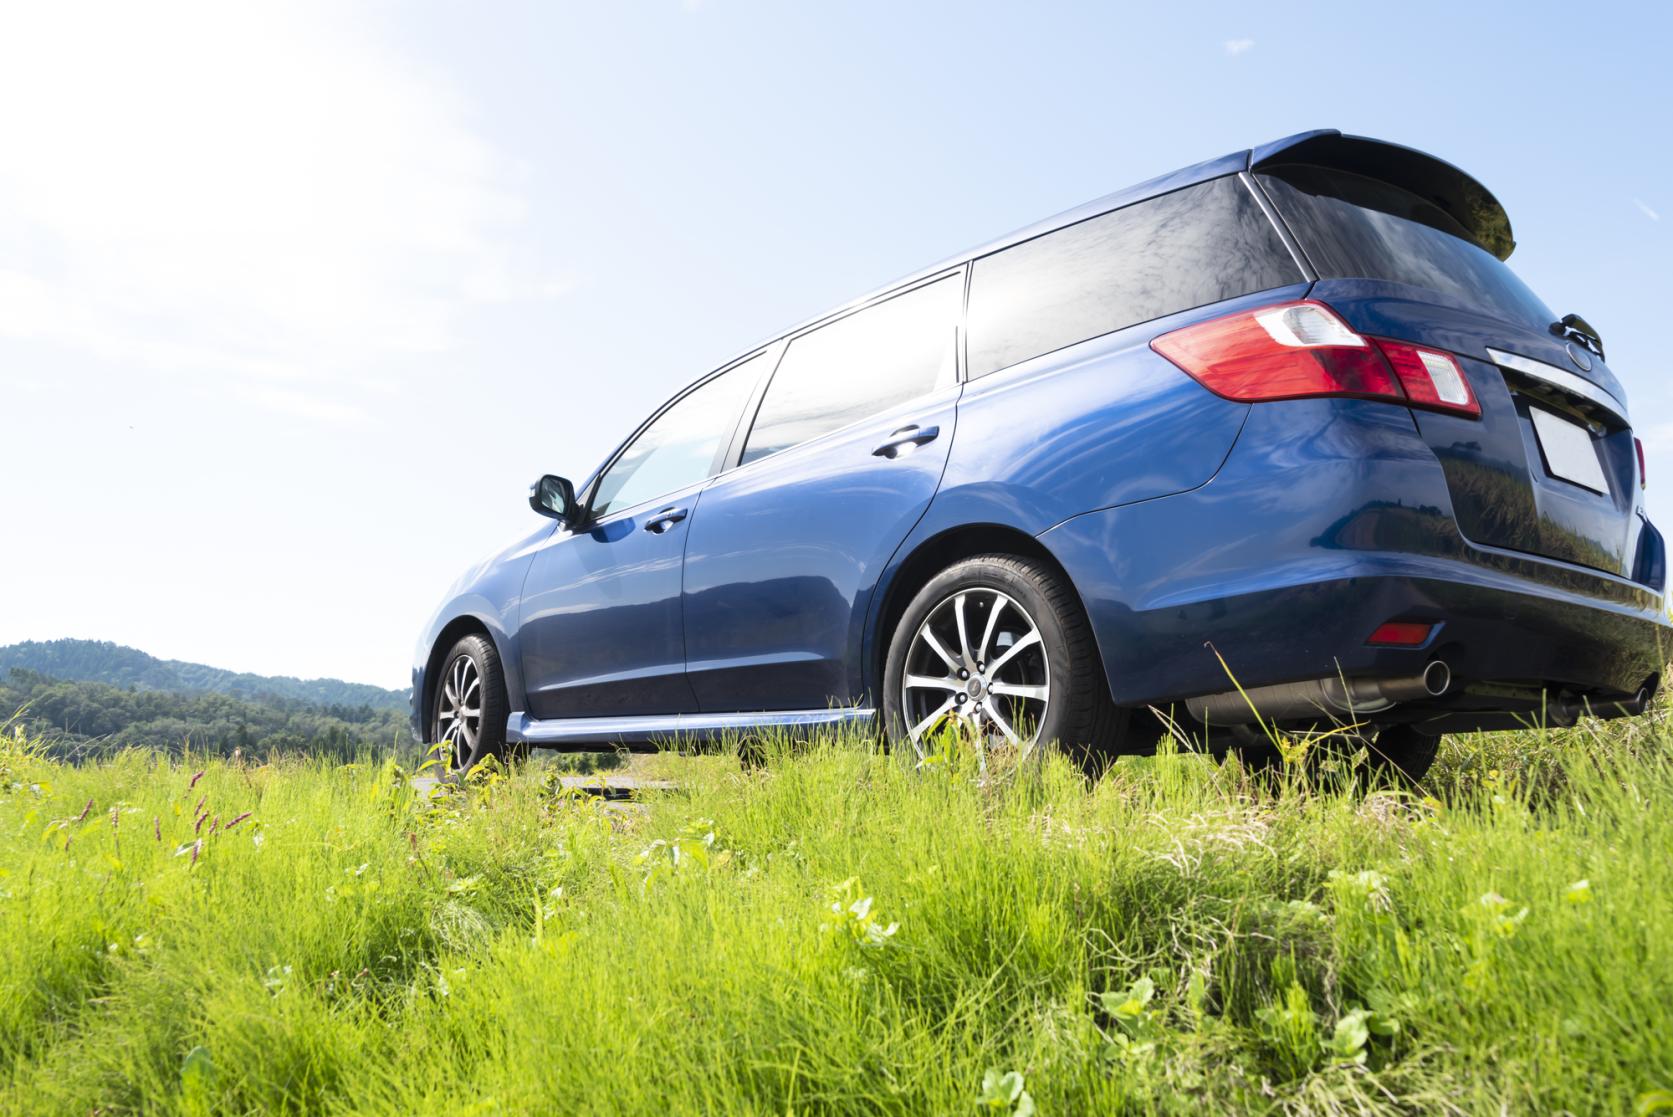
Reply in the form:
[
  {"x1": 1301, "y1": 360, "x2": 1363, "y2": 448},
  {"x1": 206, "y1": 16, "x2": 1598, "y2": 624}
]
[{"x1": 710, "y1": 129, "x2": 1509, "y2": 374}]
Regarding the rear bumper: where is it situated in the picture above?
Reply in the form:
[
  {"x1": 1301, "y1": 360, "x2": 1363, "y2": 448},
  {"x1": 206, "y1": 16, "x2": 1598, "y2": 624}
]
[{"x1": 1041, "y1": 397, "x2": 1670, "y2": 717}]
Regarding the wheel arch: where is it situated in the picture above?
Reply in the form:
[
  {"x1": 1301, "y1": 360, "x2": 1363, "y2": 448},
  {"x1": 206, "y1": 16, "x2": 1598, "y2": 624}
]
[
  {"x1": 866, "y1": 522, "x2": 1111, "y2": 706},
  {"x1": 421, "y1": 614, "x2": 509, "y2": 736}
]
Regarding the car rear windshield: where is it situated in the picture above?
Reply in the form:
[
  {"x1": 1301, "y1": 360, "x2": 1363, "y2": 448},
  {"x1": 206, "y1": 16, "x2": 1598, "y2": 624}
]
[{"x1": 1256, "y1": 163, "x2": 1555, "y2": 333}]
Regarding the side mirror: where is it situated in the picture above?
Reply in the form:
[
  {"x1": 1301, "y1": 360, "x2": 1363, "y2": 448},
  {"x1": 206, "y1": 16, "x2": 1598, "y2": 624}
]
[{"x1": 529, "y1": 474, "x2": 577, "y2": 522}]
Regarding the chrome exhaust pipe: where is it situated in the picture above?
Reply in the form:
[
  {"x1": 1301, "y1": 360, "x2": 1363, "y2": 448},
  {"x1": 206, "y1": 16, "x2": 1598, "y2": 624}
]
[
  {"x1": 1186, "y1": 660, "x2": 1452, "y2": 726},
  {"x1": 1376, "y1": 659, "x2": 1451, "y2": 704}
]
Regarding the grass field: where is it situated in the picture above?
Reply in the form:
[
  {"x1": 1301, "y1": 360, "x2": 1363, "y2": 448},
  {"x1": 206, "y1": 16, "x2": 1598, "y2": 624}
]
[{"x1": 2, "y1": 711, "x2": 1671, "y2": 1116}]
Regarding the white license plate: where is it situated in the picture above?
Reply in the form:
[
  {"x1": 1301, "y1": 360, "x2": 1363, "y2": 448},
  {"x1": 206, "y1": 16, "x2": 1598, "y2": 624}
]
[{"x1": 1530, "y1": 407, "x2": 1609, "y2": 494}]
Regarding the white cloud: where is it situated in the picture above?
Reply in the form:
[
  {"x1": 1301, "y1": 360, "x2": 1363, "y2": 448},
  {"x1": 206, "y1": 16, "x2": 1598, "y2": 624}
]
[
  {"x1": 1223, "y1": 38, "x2": 1256, "y2": 56},
  {"x1": 0, "y1": 1, "x2": 560, "y2": 416},
  {"x1": 236, "y1": 384, "x2": 369, "y2": 427},
  {"x1": 1635, "y1": 198, "x2": 1661, "y2": 222}
]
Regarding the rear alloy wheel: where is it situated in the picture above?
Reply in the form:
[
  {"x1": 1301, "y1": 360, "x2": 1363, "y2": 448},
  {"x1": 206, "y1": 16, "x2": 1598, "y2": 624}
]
[
  {"x1": 430, "y1": 633, "x2": 516, "y2": 775},
  {"x1": 884, "y1": 554, "x2": 1127, "y2": 776}
]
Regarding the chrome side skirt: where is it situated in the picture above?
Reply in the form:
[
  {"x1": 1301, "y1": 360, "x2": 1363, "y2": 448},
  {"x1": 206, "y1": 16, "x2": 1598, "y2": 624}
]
[{"x1": 507, "y1": 707, "x2": 875, "y2": 746}]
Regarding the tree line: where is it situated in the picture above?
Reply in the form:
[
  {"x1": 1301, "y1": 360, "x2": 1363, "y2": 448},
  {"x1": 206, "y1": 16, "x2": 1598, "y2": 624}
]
[{"x1": 1, "y1": 668, "x2": 412, "y2": 762}]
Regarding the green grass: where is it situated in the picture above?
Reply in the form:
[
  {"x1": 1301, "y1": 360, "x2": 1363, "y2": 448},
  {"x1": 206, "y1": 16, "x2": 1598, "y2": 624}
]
[{"x1": 2, "y1": 713, "x2": 1671, "y2": 1116}]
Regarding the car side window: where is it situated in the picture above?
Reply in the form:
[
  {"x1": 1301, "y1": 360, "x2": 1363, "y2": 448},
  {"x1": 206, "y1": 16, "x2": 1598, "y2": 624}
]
[
  {"x1": 741, "y1": 273, "x2": 962, "y2": 465},
  {"x1": 591, "y1": 354, "x2": 764, "y2": 518},
  {"x1": 965, "y1": 175, "x2": 1301, "y2": 379}
]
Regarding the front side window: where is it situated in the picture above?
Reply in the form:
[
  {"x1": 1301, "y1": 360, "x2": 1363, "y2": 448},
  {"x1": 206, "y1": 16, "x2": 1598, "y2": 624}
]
[
  {"x1": 742, "y1": 274, "x2": 962, "y2": 465},
  {"x1": 591, "y1": 354, "x2": 764, "y2": 518},
  {"x1": 966, "y1": 175, "x2": 1302, "y2": 379}
]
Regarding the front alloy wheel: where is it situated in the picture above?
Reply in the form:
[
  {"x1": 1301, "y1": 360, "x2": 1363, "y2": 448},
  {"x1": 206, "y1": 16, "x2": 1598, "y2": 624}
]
[
  {"x1": 435, "y1": 652, "x2": 483, "y2": 768},
  {"x1": 429, "y1": 632, "x2": 513, "y2": 775}
]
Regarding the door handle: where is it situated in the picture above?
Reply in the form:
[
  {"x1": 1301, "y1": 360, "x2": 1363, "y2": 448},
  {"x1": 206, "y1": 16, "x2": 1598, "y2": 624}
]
[
  {"x1": 871, "y1": 424, "x2": 940, "y2": 459},
  {"x1": 643, "y1": 506, "x2": 689, "y2": 534}
]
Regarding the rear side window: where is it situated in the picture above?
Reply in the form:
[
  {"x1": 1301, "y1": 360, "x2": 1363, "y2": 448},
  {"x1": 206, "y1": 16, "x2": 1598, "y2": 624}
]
[
  {"x1": 1257, "y1": 164, "x2": 1554, "y2": 333},
  {"x1": 966, "y1": 175, "x2": 1301, "y2": 378},
  {"x1": 742, "y1": 273, "x2": 961, "y2": 465}
]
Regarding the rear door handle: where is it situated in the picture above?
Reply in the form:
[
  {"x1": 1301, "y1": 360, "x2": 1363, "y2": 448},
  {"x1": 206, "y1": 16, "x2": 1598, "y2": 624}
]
[
  {"x1": 872, "y1": 424, "x2": 941, "y2": 459},
  {"x1": 643, "y1": 506, "x2": 689, "y2": 534}
]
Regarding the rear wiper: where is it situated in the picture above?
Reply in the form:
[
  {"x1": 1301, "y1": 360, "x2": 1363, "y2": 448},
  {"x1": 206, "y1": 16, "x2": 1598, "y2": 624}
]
[{"x1": 1551, "y1": 313, "x2": 1606, "y2": 362}]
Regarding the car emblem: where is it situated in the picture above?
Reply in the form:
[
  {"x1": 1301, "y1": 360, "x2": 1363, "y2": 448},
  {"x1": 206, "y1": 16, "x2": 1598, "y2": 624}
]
[{"x1": 1566, "y1": 341, "x2": 1593, "y2": 372}]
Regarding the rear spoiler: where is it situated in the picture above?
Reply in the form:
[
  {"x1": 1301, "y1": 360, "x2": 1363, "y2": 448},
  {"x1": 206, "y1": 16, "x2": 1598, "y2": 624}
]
[{"x1": 1250, "y1": 130, "x2": 1516, "y2": 261}]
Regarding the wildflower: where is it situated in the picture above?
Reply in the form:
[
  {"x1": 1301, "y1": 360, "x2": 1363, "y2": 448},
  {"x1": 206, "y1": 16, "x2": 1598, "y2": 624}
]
[{"x1": 1564, "y1": 879, "x2": 1593, "y2": 905}]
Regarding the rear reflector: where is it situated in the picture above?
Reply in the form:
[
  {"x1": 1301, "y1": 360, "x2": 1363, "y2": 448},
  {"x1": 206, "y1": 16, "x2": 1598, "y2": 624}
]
[
  {"x1": 1366, "y1": 621, "x2": 1436, "y2": 647},
  {"x1": 1636, "y1": 437, "x2": 1648, "y2": 489},
  {"x1": 1151, "y1": 300, "x2": 1481, "y2": 418}
]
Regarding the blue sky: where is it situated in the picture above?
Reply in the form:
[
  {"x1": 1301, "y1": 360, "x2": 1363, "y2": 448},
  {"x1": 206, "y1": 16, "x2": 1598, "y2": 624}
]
[{"x1": 2, "y1": 0, "x2": 1669, "y2": 687}]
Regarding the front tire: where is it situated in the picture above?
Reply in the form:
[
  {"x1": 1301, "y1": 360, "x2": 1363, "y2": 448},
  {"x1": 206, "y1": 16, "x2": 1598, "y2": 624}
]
[
  {"x1": 883, "y1": 554, "x2": 1128, "y2": 776},
  {"x1": 430, "y1": 633, "x2": 517, "y2": 775}
]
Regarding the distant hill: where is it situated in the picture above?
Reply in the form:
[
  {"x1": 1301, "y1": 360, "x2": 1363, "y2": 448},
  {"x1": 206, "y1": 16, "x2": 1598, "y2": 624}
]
[
  {"x1": 0, "y1": 639, "x2": 408, "y2": 712},
  {"x1": 0, "y1": 667, "x2": 411, "y2": 761}
]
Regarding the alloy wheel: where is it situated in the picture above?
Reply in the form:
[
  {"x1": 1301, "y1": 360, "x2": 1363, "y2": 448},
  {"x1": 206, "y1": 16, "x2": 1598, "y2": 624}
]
[
  {"x1": 435, "y1": 653, "x2": 482, "y2": 768},
  {"x1": 900, "y1": 587, "x2": 1051, "y2": 762}
]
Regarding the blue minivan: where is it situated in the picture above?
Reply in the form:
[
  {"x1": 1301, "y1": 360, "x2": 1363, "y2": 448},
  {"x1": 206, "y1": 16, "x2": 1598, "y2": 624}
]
[{"x1": 414, "y1": 130, "x2": 1668, "y2": 780}]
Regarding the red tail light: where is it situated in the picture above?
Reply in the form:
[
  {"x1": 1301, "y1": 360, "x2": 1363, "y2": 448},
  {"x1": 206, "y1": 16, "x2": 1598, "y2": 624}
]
[
  {"x1": 1636, "y1": 437, "x2": 1647, "y2": 489},
  {"x1": 1366, "y1": 621, "x2": 1436, "y2": 647},
  {"x1": 1151, "y1": 300, "x2": 1481, "y2": 419}
]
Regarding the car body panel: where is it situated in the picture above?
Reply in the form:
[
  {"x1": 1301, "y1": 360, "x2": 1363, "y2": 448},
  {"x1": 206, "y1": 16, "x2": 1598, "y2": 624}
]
[
  {"x1": 682, "y1": 384, "x2": 959, "y2": 710},
  {"x1": 409, "y1": 524, "x2": 552, "y2": 737},
  {"x1": 1040, "y1": 397, "x2": 1667, "y2": 707},
  {"x1": 516, "y1": 481, "x2": 709, "y2": 720},
  {"x1": 1317, "y1": 280, "x2": 1643, "y2": 577}
]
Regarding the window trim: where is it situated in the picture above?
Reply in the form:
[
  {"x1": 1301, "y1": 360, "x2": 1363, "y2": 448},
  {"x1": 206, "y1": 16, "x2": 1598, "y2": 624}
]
[
  {"x1": 579, "y1": 348, "x2": 777, "y2": 526},
  {"x1": 725, "y1": 265, "x2": 969, "y2": 472}
]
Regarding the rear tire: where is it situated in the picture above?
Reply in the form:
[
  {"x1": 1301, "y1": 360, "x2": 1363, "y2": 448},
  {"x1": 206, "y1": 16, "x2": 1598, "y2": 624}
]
[
  {"x1": 1369, "y1": 725, "x2": 1441, "y2": 785},
  {"x1": 429, "y1": 633, "x2": 520, "y2": 775},
  {"x1": 883, "y1": 554, "x2": 1128, "y2": 777},
  {"x1": 1224, "y1": 725, "x2": 1441, "y2": 787}
]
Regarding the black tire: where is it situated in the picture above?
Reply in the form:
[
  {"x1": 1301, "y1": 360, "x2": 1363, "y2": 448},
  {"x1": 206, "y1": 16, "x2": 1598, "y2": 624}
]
[
  {"x1": 883, "y1": 554, "x2": 1128, "y2": 776},
  {"x1": 1226, "y1": 726, "x2": 1440, "y2": 787},
  {"x1": 429, "y1": 633, "x2": 519, "y2": 775},
  {"x1": 1369, "y1": 725, "x2": 1441, "y2": 785}
]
